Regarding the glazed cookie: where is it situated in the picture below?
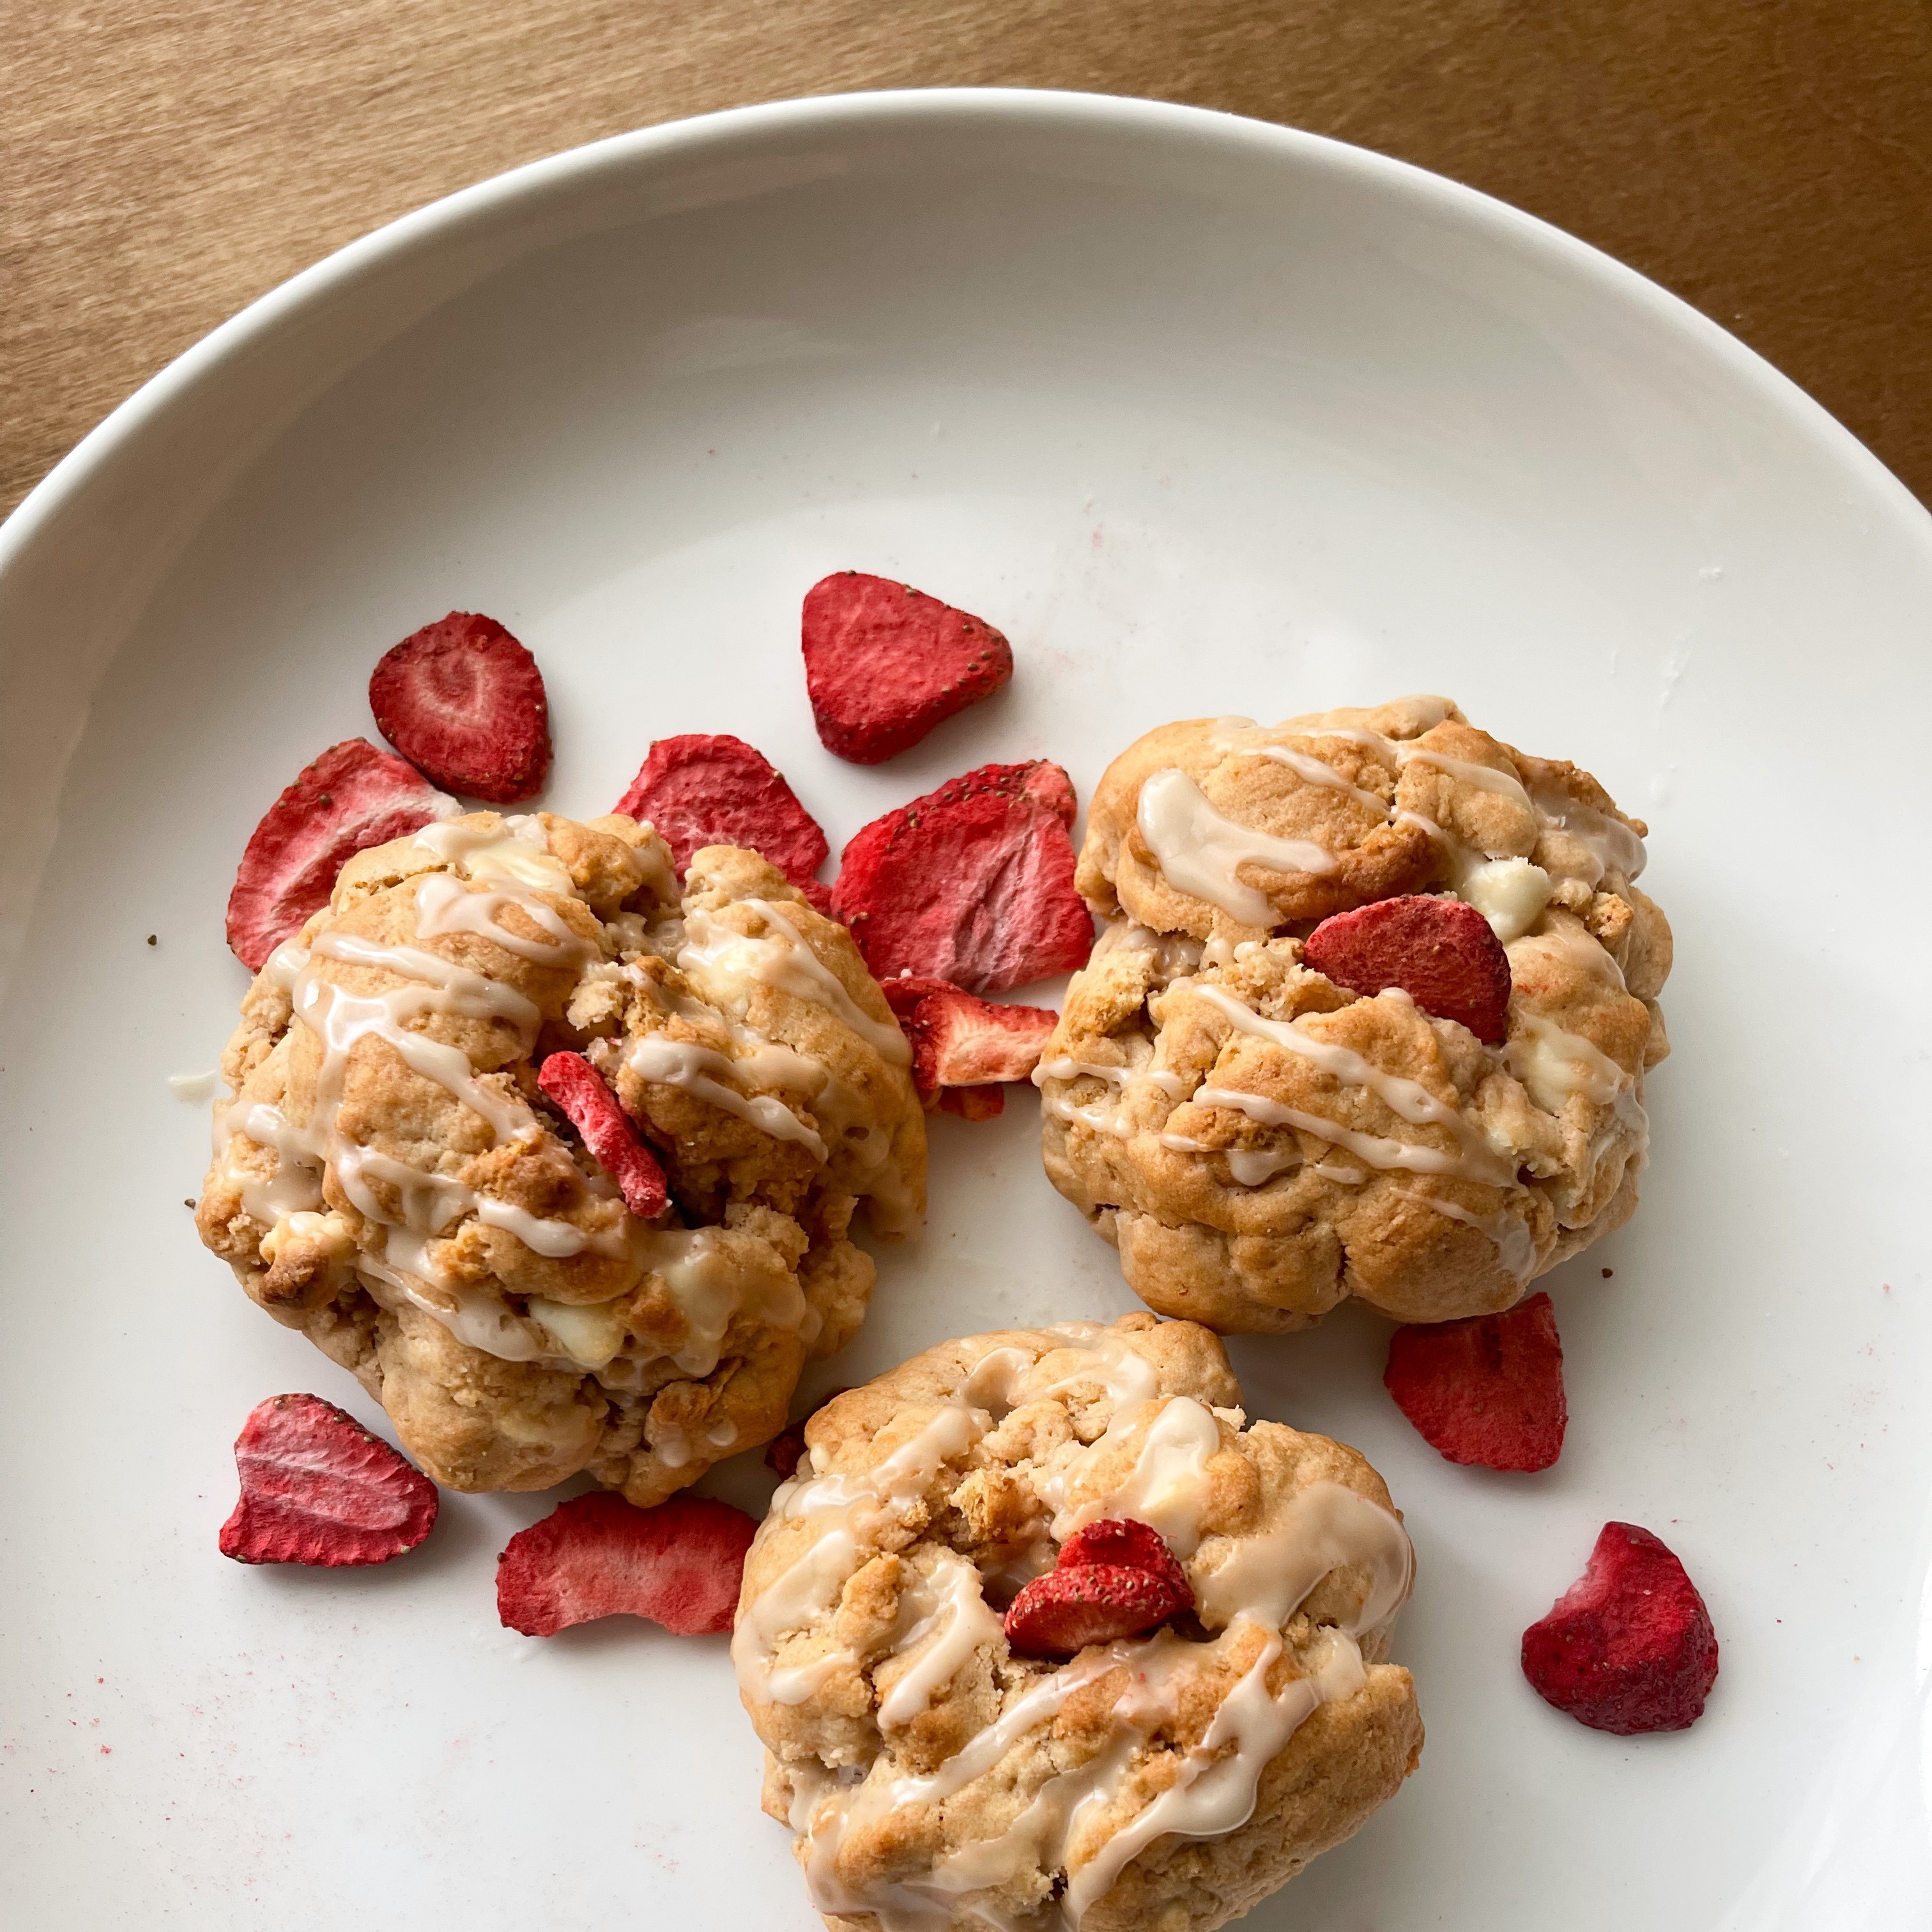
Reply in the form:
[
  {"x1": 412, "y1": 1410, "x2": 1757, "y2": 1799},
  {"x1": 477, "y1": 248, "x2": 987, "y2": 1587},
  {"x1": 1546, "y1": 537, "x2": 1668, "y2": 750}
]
[
  {"x1": 197, "y1": 811, "x2": 925, "y2": 1504},
  {"x1": 1039, "y1": 698, "x2": 1669, "y2": 1330},
  {"x1": 736, "y1": 1314, "x2": 1420, "y2": 1932}
]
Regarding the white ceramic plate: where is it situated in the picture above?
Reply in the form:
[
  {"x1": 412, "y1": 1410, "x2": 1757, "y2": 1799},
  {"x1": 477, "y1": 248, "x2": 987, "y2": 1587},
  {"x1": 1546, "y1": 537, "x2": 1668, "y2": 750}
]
[{"x1": 3, "y1": 89, "x2": 1929, "y2": 1931}]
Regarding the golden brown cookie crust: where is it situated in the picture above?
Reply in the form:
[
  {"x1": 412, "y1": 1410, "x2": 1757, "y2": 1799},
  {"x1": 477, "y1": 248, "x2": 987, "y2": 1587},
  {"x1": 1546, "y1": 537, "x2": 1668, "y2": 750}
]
[
  {"x1": 735, "y1": 1315, "x2": 1421, "y2": 1932},
  {"x1": 1043, "y1": 698, "x2": 1669, "y2": 1328},
  {"x1": 197, "y1": 811, "x2": 926, "y2": 1503}
]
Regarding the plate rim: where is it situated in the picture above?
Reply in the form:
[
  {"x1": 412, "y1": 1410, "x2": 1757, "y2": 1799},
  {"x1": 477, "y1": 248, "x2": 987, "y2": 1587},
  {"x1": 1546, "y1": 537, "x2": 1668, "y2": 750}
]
[{"x1": 4, "y1": 84, "x2": 1929, "y2": 586}]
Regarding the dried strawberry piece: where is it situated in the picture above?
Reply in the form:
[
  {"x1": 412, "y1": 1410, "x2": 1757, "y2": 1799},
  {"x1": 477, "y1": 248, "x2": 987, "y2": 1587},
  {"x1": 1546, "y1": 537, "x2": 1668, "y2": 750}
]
[
  {"x1": 612, "y1": 733, "x2": 829, "y2": 890},
  {"x1": 369, "y1": 611, "x2": 551, "y2": 803},
  {"x1": 537, "y1": 1051, "x2": 668, "y2": 1218},
  {"x1": 1057, "y1": 1518, "x2": 1194, "y2": 1606},
  {"x1": 834, "y1": 788, "x2": 1093, "y2": 992},
  {"x1": 937, "y1": 1085, "x2": 1005, "y2": 1121},
  {"x1": 802, "y1": 572, "x2": 1014, "y2": 764},
  {"x1": 1384, "y1": 1291, "x2": 1566, "y2": 1471},
  {"x1": 226, "y1": 739, "x2": 454, "y2": 971},
  {"x1": 1304, "y1": 894, "x2": 1512, "y2": 1043},
  {"x1": 496, "y1": 1492, "x2": 757, "y2": 1637},
  {"x1": 879, "y1": 974, "x2": 960, "y2": 1022},
  {"x1": 918, "y1": 759, "x2": 1077, "y2": 831},
  {"x1": 1005, "y1": 1562, "x2": 1188, "y2": 1657},
  {"x1": 1521, "y1": 1522, "x2": 1719, "y2": 1733},
  {"x1": 900, "y1": 985, "x2": 1057, "y2": 1093},
  {"x1": 219, "y1": 1393, "x2": 438, "y2": 1567}
]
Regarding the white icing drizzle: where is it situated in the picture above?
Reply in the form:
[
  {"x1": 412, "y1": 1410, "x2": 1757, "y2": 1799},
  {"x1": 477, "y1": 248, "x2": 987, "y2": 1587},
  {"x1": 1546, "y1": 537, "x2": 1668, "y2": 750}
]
[
  {"x1": 636, "y1": 1225, "x2": 808, "y2": 1377},
  {"x1": 878, "y1": 1551, "x2": 1009, "y2": 1728},
  {"x1": 1034, "y1": 1058, "x2": 1184, "y2": 1142},
  {"x1": 1503, "y1": 1009, "x2": 1627, "y2": 1112},
  {"x1": 1529, "y1": 782, "x2": 1647, "y2": 883},
  {"x1": 1312, "y1": 1160, "x2": 1368, "y2": 1184},
  {"x1": 677, "y1": 898, "x2": 911, "y2": 1066},
  {"x1": 1050, "y1": 1395, "x2": 1223, "y2": 1554},
  {"x1": 740, "y1": 1330, "x2": 1415, "y2": 1932},
  {"x1": 624, "y1": 1033, "x2": 829, "y2": 1160},
  {"x1": 1225, "y1": 1146, "x2": 1300, "y2": 1186},
  {"x1": 1135, "y1": 769, "x2": 1337, "y2": 925},
  {"x1": 1395, "y1": 1190, "x2": 1537, "y2": 1282},
  {"x1": 1193, "y1": 983, "x2": 1514, "y2": 1185}
]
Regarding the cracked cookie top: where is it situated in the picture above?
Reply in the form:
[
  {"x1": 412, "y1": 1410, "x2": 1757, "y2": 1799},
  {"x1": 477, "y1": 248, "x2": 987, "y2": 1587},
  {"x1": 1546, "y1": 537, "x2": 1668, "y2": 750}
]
[
  {"x1": 197, "y1": 810, "x2": 925, "y2": 1504},
  {"x1": 736, "y1": 1314, "x2": 1420, "y2": 1932},
  {"x1": 1041, "y1": 698, "x2": 1669, "y2": 1328}
]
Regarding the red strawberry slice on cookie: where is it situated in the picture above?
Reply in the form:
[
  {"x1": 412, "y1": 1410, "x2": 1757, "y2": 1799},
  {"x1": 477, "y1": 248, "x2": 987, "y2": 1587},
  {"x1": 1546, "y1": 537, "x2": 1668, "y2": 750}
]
[
  {"x1": 802, "y1": 572, "x2": 1014, "y2": 764},
  {"x1": 1521, "y1": 1522, "x2": 1720, "y2": 1733},
  {"x1": 1004, "y1": 1517, "x2": 1195, "y2": 1657},
  {"x1": 226, "y1": 738, "x2": 454, "y2": 972},
  {"x1": 496, "y1": 1492, "x2": 758, "y2": 1637},
  {"x1": 613, "y1": 733, "x2": 829, "y2": 891},
  {"x1": 219, "y1": 1393, "x2": 438, "y2": 1567},
  {"x1": 537, "y1": 1052, "x2": 669, "y2": 1219},
  {"x1": 1304, "y1": 894, "x2": 1512, "y2": 1043},
  {"x1": 369, "y1": 610, "x2": 551, "y2": 803}
]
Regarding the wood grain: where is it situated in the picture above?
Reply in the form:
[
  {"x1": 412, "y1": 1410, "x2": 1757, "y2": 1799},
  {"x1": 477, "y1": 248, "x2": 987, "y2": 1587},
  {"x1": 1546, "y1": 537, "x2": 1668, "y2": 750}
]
[{"x1": 5, "y1": 0, "x2": 1930, "y2": 514}]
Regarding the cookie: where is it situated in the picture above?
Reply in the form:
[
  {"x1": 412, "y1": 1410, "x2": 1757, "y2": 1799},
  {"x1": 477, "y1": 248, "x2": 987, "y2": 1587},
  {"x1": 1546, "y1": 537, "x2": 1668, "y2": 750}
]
[
  {"x1": 197, "y1": 811, "x2": 926, "y2": 1505},
  {"x1": 1041, "y1": 698, "x2": 1669, "y2": 1328},
  {"x1": 736, "y1": 1314, "x2": 1421, "y2": 1931}
]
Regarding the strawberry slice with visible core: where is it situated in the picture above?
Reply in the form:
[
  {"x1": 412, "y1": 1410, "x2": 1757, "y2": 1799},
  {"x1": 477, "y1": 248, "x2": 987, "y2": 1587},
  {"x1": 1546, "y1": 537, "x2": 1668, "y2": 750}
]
[
  {"x1": 1521, "y1": 1522, "x2": 1719, "y2": 1734},
  {"x1": 1057, "y1": 1517, "x2": 1194, "y2": 1605},
  {"x1": 537, "y1": 1051, "x2": 668, "y2": 1219},
  {"x1": 612, "y1": 732, "x2": 829, "y2": 889},
  {"x1": 369, "y1": 611, "x2": 551, "y2": 803},
  {"x1": 803, "y1": 572, "x2": 1015, "y2": 764},
  {"x1": 226, "y1": 739, "x2": 454, "y2": 972},
  {"x1": 900, "y1": 985, "x2": 1057, "y2": 1093},
  {"x1": 219, "y1": 1393, "x2": 438, "y2": 1566},
  {"x1": 1004, "y1": 1561, "x2": 1189, "y2": 1657},
  {"x1": 834, "y1": 787, "x2": 1094, "y2": 992},
  {"x1": 1384, "y1": 1290, "x2": 1567, "y2": 1472},
  {"x1": 497, "y1": 1491, "x2": 757, "y2": 1636},
  {"x1": 1304, "y1": 894, "x2": 1513, "y2": 1043}
]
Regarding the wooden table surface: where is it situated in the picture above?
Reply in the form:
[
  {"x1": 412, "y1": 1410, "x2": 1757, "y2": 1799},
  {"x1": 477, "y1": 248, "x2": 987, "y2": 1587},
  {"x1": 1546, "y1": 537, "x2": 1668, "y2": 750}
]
[{"x1": 6, "y1": 0, "x2": 1931, "y2": 516}]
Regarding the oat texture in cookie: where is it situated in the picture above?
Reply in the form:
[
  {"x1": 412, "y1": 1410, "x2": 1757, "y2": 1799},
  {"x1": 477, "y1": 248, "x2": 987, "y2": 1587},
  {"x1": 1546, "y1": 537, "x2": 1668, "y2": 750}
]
[
  {"x1": 1038, "y1": 697, "x2": 1670, "y2": 1330},
  {"x1": 736, "y1": 1312, "x2": 1421, "y2": 1932},
  {"x1": 196, "y1": 811, "x2": 926, "y2": 1504}
]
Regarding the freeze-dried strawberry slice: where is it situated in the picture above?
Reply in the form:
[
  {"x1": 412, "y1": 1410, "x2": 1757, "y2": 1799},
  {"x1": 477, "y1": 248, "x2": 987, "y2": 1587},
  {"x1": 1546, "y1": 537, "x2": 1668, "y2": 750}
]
[
  {"x1": 1056, "y1": 1517, "x2": 1194, "y2": 1605},
  {"x1": 613, "y1": 733, "x2": 829, "y2": 890},
  {"x1": 496, "y1": 1492, "x2": 757, "y2": 1637},
  {"x1": 219, "y1": 1393, "x2": 438, "y2": 1566},
  {"x1": 1304, "y1": 894, "x2": 1512, "y2": 1043},
  {"x1": 803, "y1": 572, "x2": 1015, "y2": 764},
  {"x1": 900, "y1": 985, "x2": 1057, "y2": 1092},
  {"x1": 226, "y1": 739, "x2": 454, "y2": 971},
  {"x1": 1004, "y1": 1562, "x2": 1188, "y2": 1657},
  {"x1": 1383, "y1": 1290, "x2": 1567, "y2": 1472},
  {"x1": 937, "y1": 1085, "x2": 1005, "y2": 1121},
  {"x1": 834, "y1": 789, "x2": 1093, "y2": 992},
  {"x1": 369, "y1": 611, "x2": 551, "y2": 803},
  {"x1": 537, "y1": 1051, "x2": 668, "y2": 1218},
  {"x1": 918, "y1": 759, "x2": 1077, "y2": 831},
  {"x1": 1521, "y1": 1522, "x2": 1719, "y2": 1733},
  {"x1": 880, "y1": 974, "x2": 960, "y2": 1022}
]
